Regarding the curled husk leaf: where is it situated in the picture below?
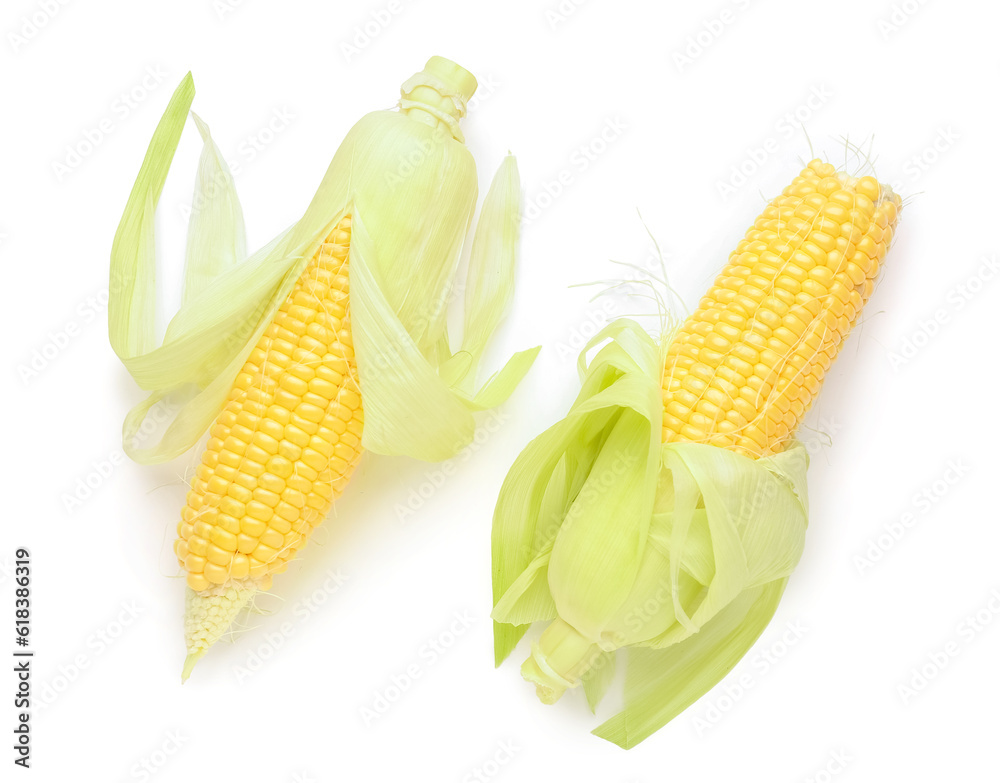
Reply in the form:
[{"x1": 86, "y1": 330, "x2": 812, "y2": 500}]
[
  {"x1": 109, "y1": 60, "x2": 538, "y2": 465},
  {"x1": 491, "y1": 319, "x2": 808, "y2": 748}
]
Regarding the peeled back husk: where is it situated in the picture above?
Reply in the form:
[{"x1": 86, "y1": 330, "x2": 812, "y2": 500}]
[
  {"x1": 109, "y1": 57, "x2": 538, "y2": 466},
  {"x1": 491, "y1": 319, "x2": 809, "y2": 748}
]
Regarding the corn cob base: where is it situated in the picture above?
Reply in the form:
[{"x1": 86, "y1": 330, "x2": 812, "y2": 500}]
[
  {"x1": 179, "y1": 216, "x2": 364, "y2": 679},
  {"x1": 182, "y1": 582, "x2": 256, "y2": 680}
]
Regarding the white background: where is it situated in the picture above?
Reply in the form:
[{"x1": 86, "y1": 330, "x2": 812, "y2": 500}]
[{"x1": 3, "y1": 0, "x2": 999, "y2": 780}]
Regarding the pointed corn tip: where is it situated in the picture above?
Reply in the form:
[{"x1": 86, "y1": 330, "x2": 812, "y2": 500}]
[{"x1": 181, "y1": 651, "x2": 204, "y2": 683}]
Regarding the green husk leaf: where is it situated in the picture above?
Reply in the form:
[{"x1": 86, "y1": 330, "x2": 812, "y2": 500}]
[
  {"x1": 109, "y1": 74, "x2": 314, "y2": 463},
  {"x1": 492, "y1": 320, "x2": 661, "y2": 663},
  {"x1": 112, "y1": 70, "x2": 538, "y2": 466},
  {"x1": 349, "y1": 209, "x2": 476, "y2": 461},
  {"x1": 455, "y1": 154, "x2": 520, "y2": 385},
  {"x1": 646, "y1": 442, "x2": 808, "y2": 649},
  {"x1": 109, "y1": 73, "x2": 194, "y2": 359},
  {"x1": 546, "y1": 407, "x2": 659, "y2": 640},
  {"x1": 342, "y1": 144, "x2": 537, "y2": 460},
  {"x1": 490, "y1": 539, "x2": 558, "y2": 626},
  {"x1": 592, "y1": 578, "x2": 789, "y2": 749},
  {"x1": 491, "y1": 314, "x2": 811, "y2": 747},
  {"x1": 582, "y1": 649, "x2": 617, "y2": 713},
  {"x1": 182, "y1": 112, "x2": 246, "y2": 305}
]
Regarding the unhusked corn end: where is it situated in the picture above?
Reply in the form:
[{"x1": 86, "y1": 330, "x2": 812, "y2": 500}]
[
  {"x1": 183, "y1": 583, "x2": 256, "y2": 678},
  {"x1": 183, "y1": 583, "x2": 254, "y2": 644},
  {"x1": 661, "y1": 161, "x2": 901, "y2": 457},
  {"x1": 175, "y1": 216, "x2": 365, "y2": 592}
]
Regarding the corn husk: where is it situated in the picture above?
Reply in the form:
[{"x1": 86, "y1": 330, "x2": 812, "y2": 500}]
[
  {"x1": 109, "y1": 60, "x2": 538, "y2": 466},
  {"x1": 491, "y1": 319, "x2": 808, "y2": 748}
]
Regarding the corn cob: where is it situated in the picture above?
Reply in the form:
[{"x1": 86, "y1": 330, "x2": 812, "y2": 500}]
[
  {"x1": 492, "y1": 158, "x2": 902, "y2": 747},
  {"x1": 661, "y1": 160, "x2": 901, "y2": 456},
  {"x1": 180, "y1": 217, "x2": 361, "y2": 677},
  {"x1": 113, "y1": 59, "x2": 537, "y2": 682}
]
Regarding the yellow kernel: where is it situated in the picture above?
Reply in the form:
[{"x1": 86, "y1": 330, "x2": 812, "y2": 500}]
[
  {"x1": 338, "y1": 389, "x2": 362, "y2": 410},
  {"x1": 219, "y1": 497, "x2": 246, "y2": 519},
  {"x1": 297, "y1": 403, "x2": 325, "y2": 424},
  {"x1": 267, "y1": 455, "x2": 295, "y2": 478},
  {"x1": 253, "y1": 544, "x2": 278, "y2": 564},
  {"x1": 206, "y1": 544, "x2": 232, "y2": 566},
  {"x1": 308, "y1": 377, "x2": 339, "y2": 399},
  {"x1": 278, "y1": 440, "x2": 302, "y2": 461},
  {"x1": 230, "y1": 554, "x2": 250, "y2": 579},
  {"x1": 260, "y1": 529, "x2": 284, "y2": 550},
  {"x1": 334, "y1": 442, "x2": 357, "y2": 463},
  {"x1": 280, "y1": 374, "x2": 309, "y2": 397},
  {"x1": 241, "y1": 512, "x2": 267, "y2": 535},
  {"x1": 210, "y1": 527, "x2": 238, "y2": 552},
  {"x1": 187, "y1": 573, "x2": 210, "y2": 591},
  {"x1": 226, "y1": 483, "x2": 253, "y2": 505},
  {"x1": 236, "y1": 533, "x2": 258, "y2": 553},
  {"x1": 203, "y1": 563, "x2": 230, "y2": 585},
  {"x1": 274, "y1": 502, "x2": 300, "y2": 522},
  {"x1": 269, "y1": 515, "x2": 292, "y2": 535}
]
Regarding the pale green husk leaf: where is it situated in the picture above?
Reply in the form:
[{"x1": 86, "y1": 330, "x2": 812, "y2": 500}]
[
  {"x1": 490, "y1": 318, "x2": 810, "y2": 747},
  {"x1": 109, "y1": 74, "x2": 311, "y2": 463},
  {"x1": 581, "y1": 650, "x2": 617, "y2": 713},
  {"x1": 491, "y1": 319, "x2": 662, "y2": 664},
  {"x1": 110, "y1": 72, "x2": 537, "y2": 465},
  {"x1": 182, "y1": 113, "x2": 247, "y2": 305},
  {"x1": 592, "y1": 578, "x2": 789, "y2": 748}
]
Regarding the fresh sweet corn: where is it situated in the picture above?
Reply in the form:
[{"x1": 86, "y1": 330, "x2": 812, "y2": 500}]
[
  {"x1": 492, "y1": 159, "x2": 901, "y2": 748},
  {"x1": 111, "y1": 58, "x2": 537, "y2": 680},
  {"x1": 178, "y1": 220, "x2": 365, "y2": 674}
]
